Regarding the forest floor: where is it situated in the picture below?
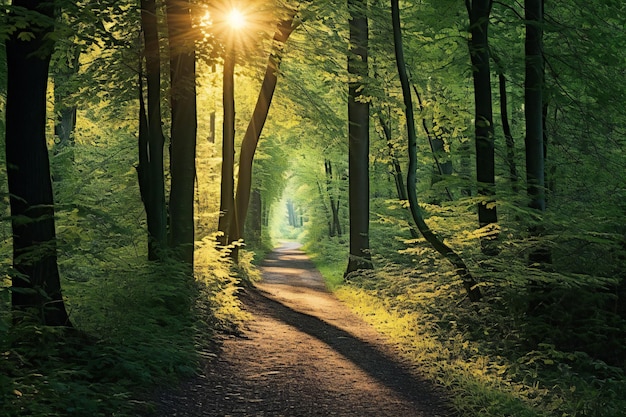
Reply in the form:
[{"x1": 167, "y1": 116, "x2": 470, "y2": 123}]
[{"x1": 149, "y1": 242, "x2": 454, "y2": 416}]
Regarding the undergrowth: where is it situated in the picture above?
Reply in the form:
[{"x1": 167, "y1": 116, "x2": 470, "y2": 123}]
[{"x1": 306, "y1": 233, "x2": 626, "y2": 417}]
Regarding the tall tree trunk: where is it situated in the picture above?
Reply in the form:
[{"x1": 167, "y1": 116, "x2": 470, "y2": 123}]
[
  {"x1": 525, "y1": 0, "x2": 545, "y2": 213},
  {"x1": 141, "y1": 0, "x2": 167, "y2": 260},
  {"x1": 525, "y1": 0, "x2": 551, "y2": 267},
  {"x1": 492, "y1": 53, "x2": 519, "y2": 193},
  {"x1": 217, "y1": 48, "x2": 236, "y2": 247},
  {"x1": 230, "y1": 15, "x2": 298, "y2": 261},
  {"x1": 466, "y1": 0, "x2": 498, "y2": 234},
  {"x1": 166, "y1": 0, "x2": 197, "y2": 265},
  {"x1": 5, "y1": 0, "x2": 71, "y2": 325},
  {"x1": 392, "y1": 0, "x2": 481, "y2": 301},
  {"x1": 345, "y1": 0, "x2": 373, "y2": 276}
]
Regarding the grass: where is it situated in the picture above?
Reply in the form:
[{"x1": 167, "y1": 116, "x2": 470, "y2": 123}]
[
  {"x1": 0, "y1": 238, "x2": 249, "y2": 417},
  {"x1": 305, "y1": 237, "x2": 626, "y2": 417}
]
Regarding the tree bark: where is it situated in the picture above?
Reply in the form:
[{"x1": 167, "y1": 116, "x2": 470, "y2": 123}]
[
  {"x1": 345, "y1": 0, "x2": 373, "y2": 275},
  {"x1": 466, "y1": 0, "x2": 498, "y2": 231},
  {"x1": 492, "y1": 53, "x2": 519, "y2": 193},
  {"x1": 217, "y1": 48, "x2": 236, "y2": 247},
  {"x1": 141, "y1": 0, "x2": 168, "y2": 260},
  {"x1": 392, "y1": 0, "x2": 481, "y2": 301},
  {"x1": 166, "y1": 0, "x2": 197, "y2": 265},
  {"x1": 5, "y1": 0, "x2": 72, "y2": 325},
  {"x1": 525, "y1": 0, "x2": 545, "y2": 213}
]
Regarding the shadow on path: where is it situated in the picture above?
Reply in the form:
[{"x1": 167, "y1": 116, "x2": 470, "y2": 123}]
[{"x1": 245, "y1": 286, "x2": 448, "y2": 414}]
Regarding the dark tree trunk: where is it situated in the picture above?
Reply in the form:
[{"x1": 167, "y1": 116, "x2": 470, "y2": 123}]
[
  {"x1": 141, "y1": 0, "x2": 167, "y2": 260},
  {"x1": 53, "y1": 46, "x2": 79, "y2": 148},
  {"x1": 493, "y1": 53, "x2": 519, "y2": 193},
  {"x1": 392, "y1": 0, "x2": 481, "y2": 301},
  {"x1": 525, "y1": 0, "x2": 545, "y2": 213},
  {"x1": 324, "y1": 160, "x2": 343, "y2": 238},
  {"x1": 245, "y1": 188, "x2": 262, "y2": 244},
  {"x1": 316, "y1": 179, "x2": 334, "y2": 237},
  {"x1": 466, "y1": 0, "x2": 498, "y2": 231},
  {"x1": 166, "y1": 0, "x2": 197, "y2": 265},
  {"x1": 525, "y1": 0, "x2": 551, "y2": 268},
  {"x1": 230, "y1": 16, "x2": 297, "y2": 261},
  {"x1": 345, "y1": 0, "x2": 373, "y2": 276},
  {"x1": 5, "y1": 0, "x2": 71, "y2": 325},
  {"x1": 217, "y1": 49, "x2": 236, "y2": 247}
]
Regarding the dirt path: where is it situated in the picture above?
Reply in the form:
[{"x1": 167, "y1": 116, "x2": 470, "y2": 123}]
[{"x1": 152, "y1": 242, "x2": 453, "y2": 416}]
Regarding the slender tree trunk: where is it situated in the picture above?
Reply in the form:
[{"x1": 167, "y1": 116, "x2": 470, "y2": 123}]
[
  {"x1": 5, "y1": 0, "x2": 71, "y2": 325},
  {"x1": 325, "y1": 159, "x2": 343, "y2": 237},
  {"x1": 466, "y1": 0, "x2": 498, "y2": 232},
  {"x1": 392, "y1": 0, "x2": 481, "y2": 301},
  {"x1": 345, "y1": 0, "x2": 373, "y2": 275},
  {"x1": 166, "y1": 0, "x2": 197, "y2": 265},
  {"x1": 218, "y1": 48, "x2": 236, "y2": 247},
  {"x1": 141, "y1": 0, "x2": 167, "y2": 260},
  {"x1": 525, "y1": 0, "x2": 545, "y2": 213},
  {"x1": 492, "y1": 53, "x2": 519, "y2": 193},
  {"x1": 316, "y1": 179, "x2": 334, "y2": 237},
  {"x1": 53, "y1": 47, "x2": 79, "y2": 148},
  {"x1": 525, "y1": 0, "x2": 551, "y2": 267},
  {"x1": 230, "y1": 15, "x2": 298, "y2": 260}
]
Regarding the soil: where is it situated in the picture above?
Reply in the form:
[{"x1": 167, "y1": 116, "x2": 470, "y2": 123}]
[{"x1": 150, "y1": 242, "x2": 454, "y2": 416}]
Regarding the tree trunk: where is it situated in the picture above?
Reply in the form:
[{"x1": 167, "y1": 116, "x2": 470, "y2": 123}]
[
  {"x1": 493, "y1": 53, "x2": 519, "y2": 193},
  {"x1": 466, "y1": 0, "x2": 498, "y2": 232},
  {"x1": 53, "y1": 46, "x2": 79, "y2": 148},
  {"x1": 245, "y1": 188, "x2": 262, "y2": 244},
  {"x1": 345, "y1": 0, "x2": 373, "y2": 276},
  {"x1": 217, "y1": 49, "x2": 236, "y2": 247},
  {"x1": 5, "y1": 0, "x2": 71, "y2": 325},
  {"x1": 525, "y1": 0, "x2": 545, "y2": 213},
  {"x1": 141, "y1": 0, "x2": 167, "y2": 260},
  {"x1": 392, "y1": 0, "x2": 481, "y2": 301},
  {"x1": 324, "y1": 159, "x2": 343, "y2": 238},
  {"x1": 166, "y1": 0, "x2": 197, "y2": 265},
  {"x1": 525, "y1": 0, "x2": 551, "y2": 267}
]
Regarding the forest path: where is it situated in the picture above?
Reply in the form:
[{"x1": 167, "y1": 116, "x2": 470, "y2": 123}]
[{"x1": 151, "y1": 241, "x2": 453, "y2": 416}]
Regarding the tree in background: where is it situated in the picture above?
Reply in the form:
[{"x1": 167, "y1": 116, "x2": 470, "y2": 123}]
[
  {"x1": 345, "y1": 0, "x2": 373, "y2": 275},
  {"x1": 5, "y1": 0, "x2": 71, "y2": 325}
]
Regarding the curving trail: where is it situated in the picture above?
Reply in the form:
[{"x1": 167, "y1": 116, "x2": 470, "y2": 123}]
[{"x1": 151, "y1": 241, "x2": 453, "y2": 416}]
